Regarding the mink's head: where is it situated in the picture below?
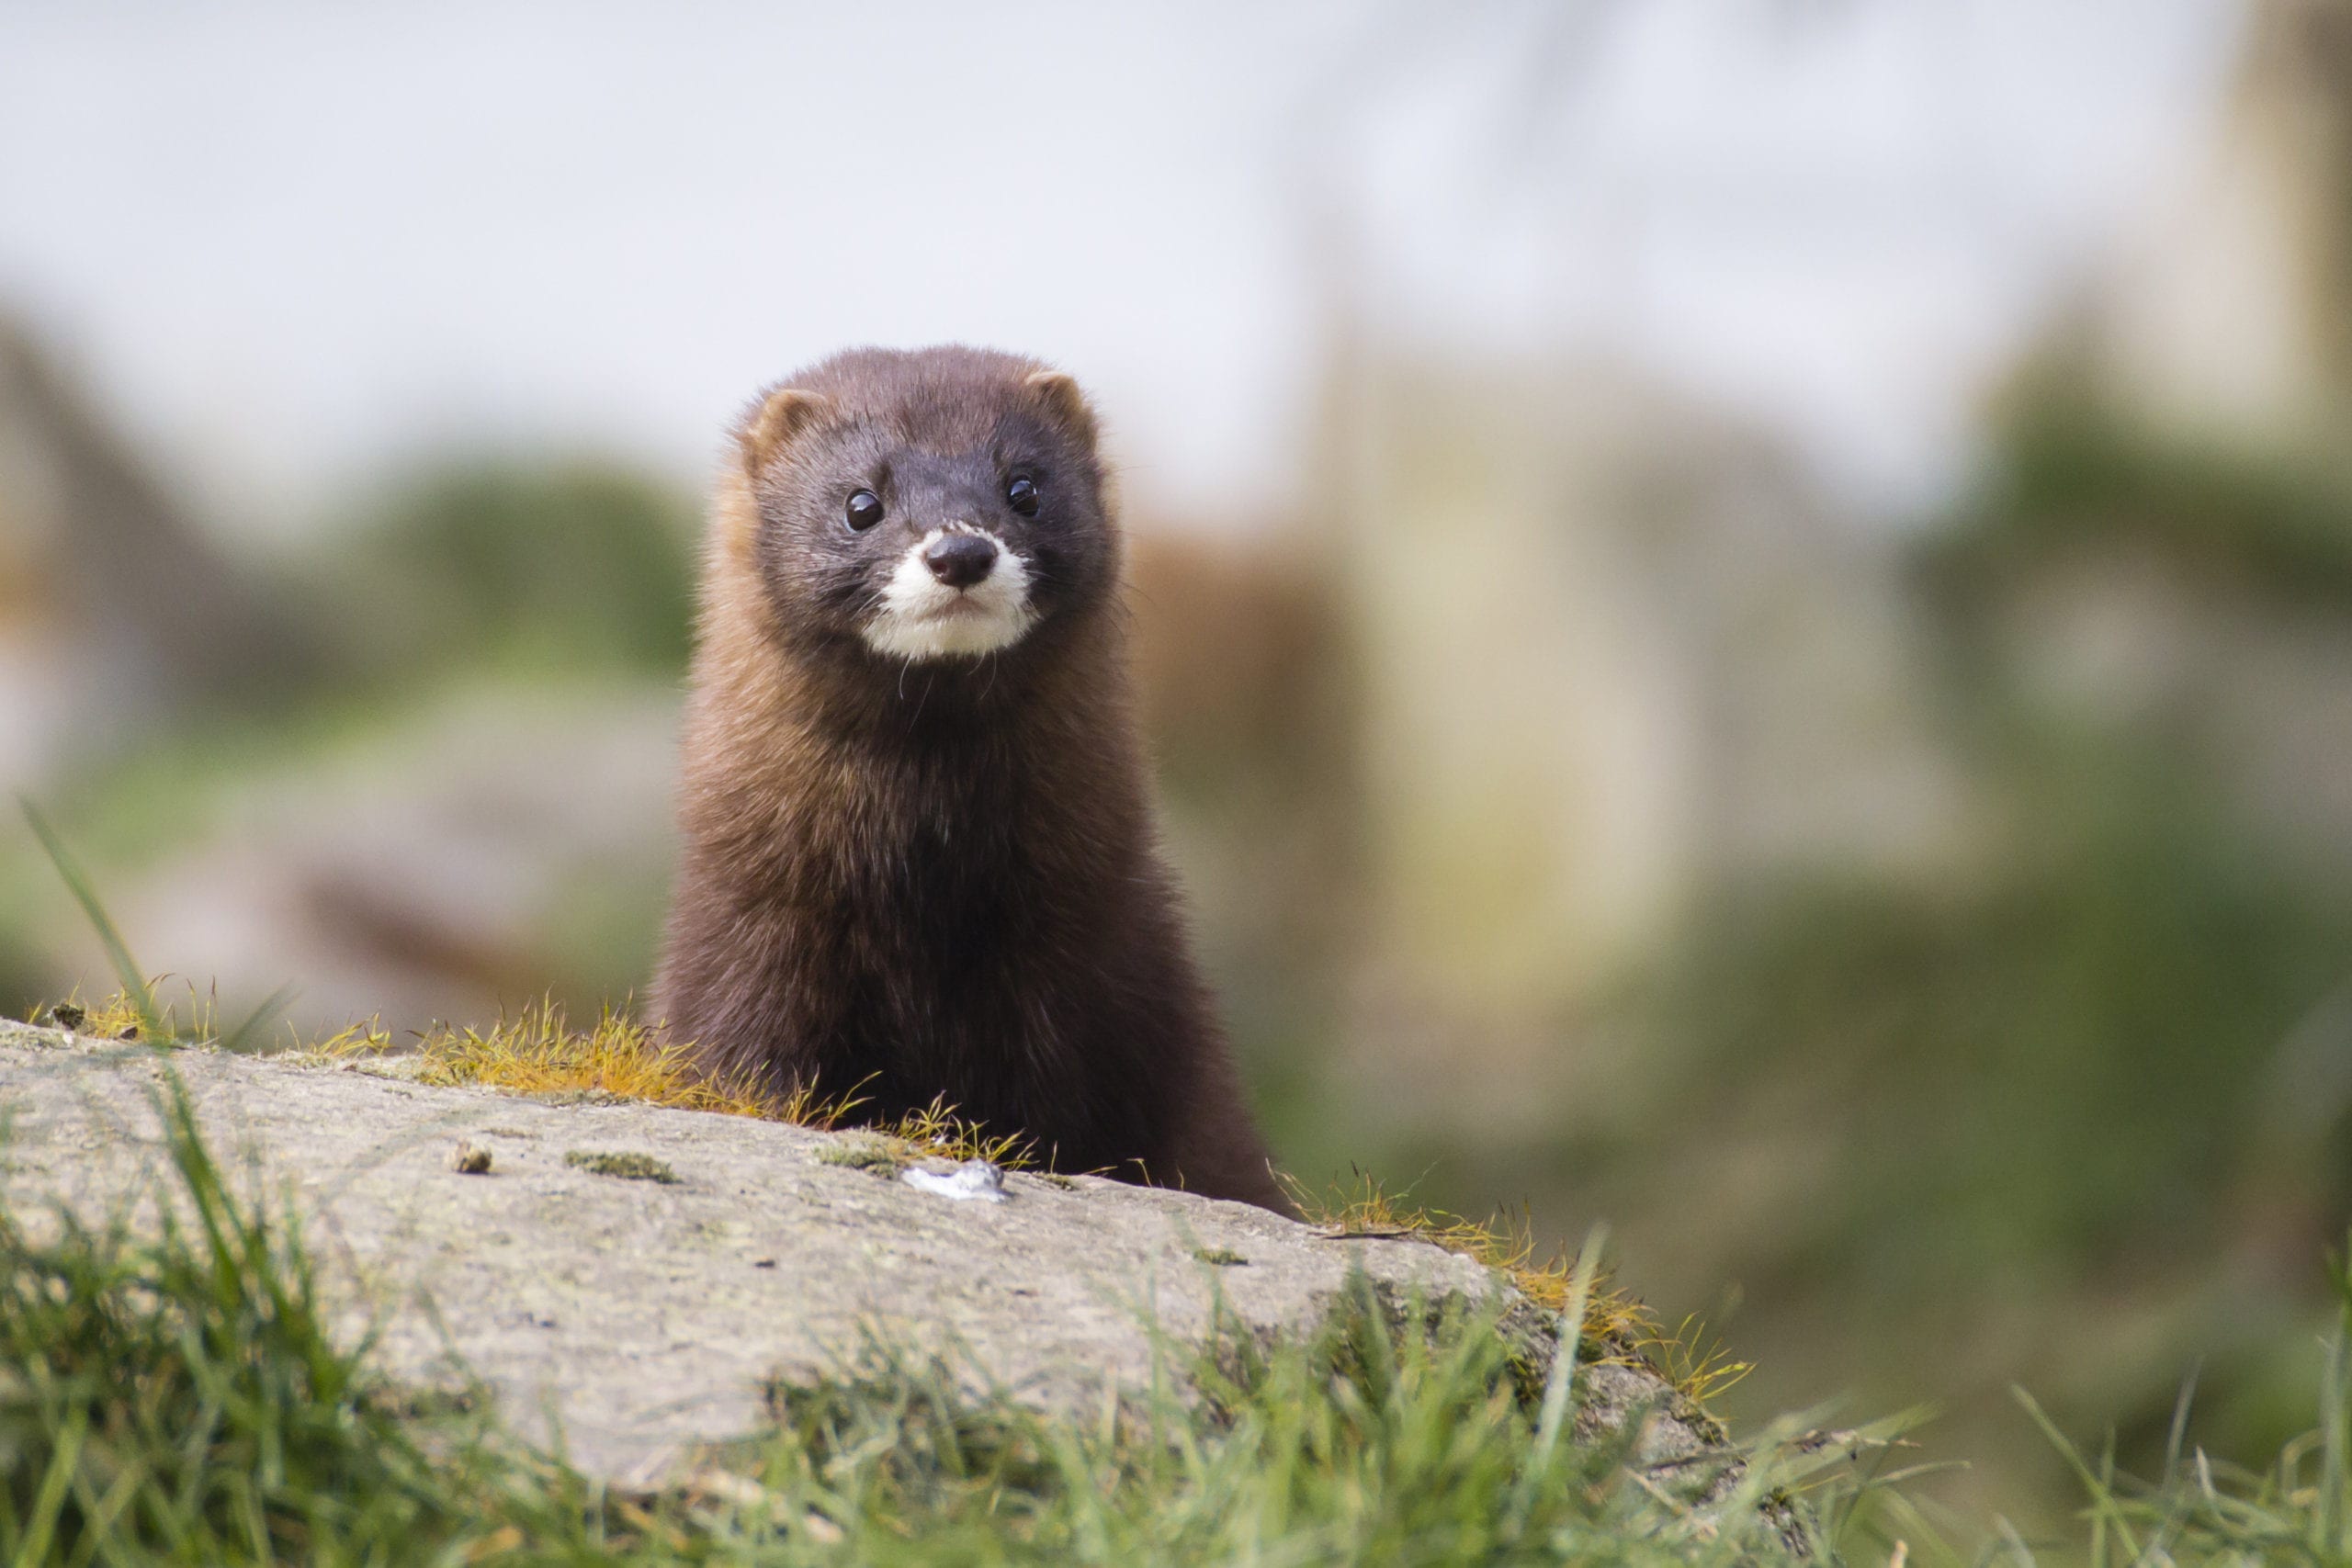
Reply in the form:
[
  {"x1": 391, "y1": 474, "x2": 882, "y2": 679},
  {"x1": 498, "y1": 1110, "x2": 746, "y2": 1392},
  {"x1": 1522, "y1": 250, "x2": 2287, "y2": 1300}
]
[{"x1": 730, "y1": 345, "x2": 1114, "y2": 666}]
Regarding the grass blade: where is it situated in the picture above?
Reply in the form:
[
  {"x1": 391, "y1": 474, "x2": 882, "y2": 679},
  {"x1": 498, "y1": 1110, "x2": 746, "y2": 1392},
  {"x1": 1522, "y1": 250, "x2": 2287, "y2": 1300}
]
[
  {"x1": 19, "y1": 796, "x2": 160, "y2": 1037},
  {"x1": 1532, "y1": 1226, "x2": 1607, "y2": 1470},
  {"x1": 2016, "y1": 1387, "x2": 2143, "y2": 1564},
  {"x1": 1507, "y1": 1224, "x2": 1607, "y2": 1535},
  {"x1": 220, "y1": 982, "x2": 299, "y2": 1055},
  {"x1": 2163, "y1": 1359, "x2": 2200, "y2": 1488},
  {"x1": 13, "y1": 1404, "x2": 88, "y2": 1568}
]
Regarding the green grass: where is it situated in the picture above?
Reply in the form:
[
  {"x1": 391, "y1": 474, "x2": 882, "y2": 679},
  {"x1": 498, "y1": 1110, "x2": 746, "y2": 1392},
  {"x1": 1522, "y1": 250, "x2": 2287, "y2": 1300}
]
[
  {"x1": 0, "y1": 1063, "x2": 1925, "y2": 1567},
  {"x1": 2001, "y1": 1245, "x2": 2352, "y2": 1568},
  {"x1": 20, "y1": 1072, "x2": 2352, "y2": 1567},
  {"x1": 0, "y1": 1072, "x2": 496, "y2": 1563},
  {"x1": 10, "y1": 924, "x2": 2352, "y2": 1562}
]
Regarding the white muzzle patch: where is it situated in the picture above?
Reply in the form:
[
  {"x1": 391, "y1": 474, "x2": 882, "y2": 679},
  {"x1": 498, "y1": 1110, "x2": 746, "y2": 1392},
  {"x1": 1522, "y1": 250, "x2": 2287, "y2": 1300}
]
[{"x1": 861, "y1": 523, "x2": 1038, "y2": 661}]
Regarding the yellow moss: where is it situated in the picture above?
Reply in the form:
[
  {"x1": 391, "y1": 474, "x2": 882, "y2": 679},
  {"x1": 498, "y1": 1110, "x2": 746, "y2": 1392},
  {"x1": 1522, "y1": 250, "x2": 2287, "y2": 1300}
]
[
  {"x1": 317, "y1": 998, "x2": 1033, "y2": 1168},
  {"x1": 1632, "y1": 1310, "x2": 1755, "y2": 1408},
  {"x1": 36, "y1": 982, "x2": 203, "y2": 1043},
  {"x1": 881, "y1": 1094, "x2": 1036, "y2": 1170},
  {"x1": 1283, "y1": 1170, "x2": 1751, "y2": 1409},
  {"x1": 322, "y1": 1001, "x2": 811, "y2": 1120}
]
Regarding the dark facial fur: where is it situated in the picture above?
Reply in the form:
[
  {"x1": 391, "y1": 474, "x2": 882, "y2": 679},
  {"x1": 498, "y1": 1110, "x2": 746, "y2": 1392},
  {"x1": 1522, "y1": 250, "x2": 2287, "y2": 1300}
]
[{"x1": 655, "y1": 345, "x2": 1290, "y2": 1213}]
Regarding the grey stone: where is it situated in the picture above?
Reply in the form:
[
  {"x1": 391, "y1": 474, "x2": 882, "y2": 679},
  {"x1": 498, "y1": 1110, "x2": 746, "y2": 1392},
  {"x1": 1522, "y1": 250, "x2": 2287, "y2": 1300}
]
[{"x1": 0, "y1": 1022, "x2": 1721, "y2": 1488}]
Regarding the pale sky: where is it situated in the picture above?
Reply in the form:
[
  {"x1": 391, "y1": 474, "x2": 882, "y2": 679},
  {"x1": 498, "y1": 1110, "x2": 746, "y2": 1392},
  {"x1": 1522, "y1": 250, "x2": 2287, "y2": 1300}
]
[{"x1": 0, "y1": 1, "x2": 2241, "y2": 538}]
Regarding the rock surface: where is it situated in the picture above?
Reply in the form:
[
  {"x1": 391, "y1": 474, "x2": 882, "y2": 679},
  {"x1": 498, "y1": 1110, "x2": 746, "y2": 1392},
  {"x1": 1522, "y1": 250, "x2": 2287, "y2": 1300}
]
[{"x1": 0, "y1": 1022, "x2": 1721, "y2": 1486}]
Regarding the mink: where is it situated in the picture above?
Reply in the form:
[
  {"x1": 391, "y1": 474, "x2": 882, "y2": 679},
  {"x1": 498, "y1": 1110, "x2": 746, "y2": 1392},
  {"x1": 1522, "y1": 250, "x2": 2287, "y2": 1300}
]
[{"x1": 654, "y1": 345, "x2": 1290, "y2": 1213}]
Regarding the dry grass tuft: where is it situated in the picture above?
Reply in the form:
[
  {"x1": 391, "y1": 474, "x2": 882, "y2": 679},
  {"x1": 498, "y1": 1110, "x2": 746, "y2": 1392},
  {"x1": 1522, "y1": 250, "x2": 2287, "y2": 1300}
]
[
  {"x1": 1284, "y1": 1169, "x2": 1752, "y2": 1408},
  {"x1": 320, "y1": 1000, "x2": 821, "y2": 1122},
  {"x1": 52, "y1": 990, "x2": 155, "y2": 1041},
  {"x1": 877, "y1": 1095, "x2": 1036, "y2": 1170},
  {"x1": 1634, "y1": 1311, "x2": 1757, "y2": 1408},
  {"x1": 38, "y1": 980, "x2": 223, "y2": 1043},
  {"x1": 39, "y1": 975, "x2": 301, "y2": 1053},
  {"x1": 314, "y1": 998, "x2": 1033, "y2": 1168}
]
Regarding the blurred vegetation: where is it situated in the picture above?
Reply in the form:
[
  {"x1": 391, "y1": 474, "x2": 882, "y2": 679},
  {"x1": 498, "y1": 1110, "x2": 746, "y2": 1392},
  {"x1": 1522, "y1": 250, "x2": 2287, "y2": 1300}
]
[
  {"x1": 1931, "y1": 378, "x2": 2352, "y2": 606},
  {"x1": 1620, "y1": 749, "x2": 2350, "y2": 1463},
  {"x1": 333, "y1": 459, "x2": 697, "y2": 679},
  {"x1": 1486, "y1": 378, "x2": 2352, "y2": 1522},
  {"x1": 0, "y1": 457, "x2": 698, "y2": 1035},
  {"x1": 1667, "y1": 778, "x2": 2336, "y2": 1268}
]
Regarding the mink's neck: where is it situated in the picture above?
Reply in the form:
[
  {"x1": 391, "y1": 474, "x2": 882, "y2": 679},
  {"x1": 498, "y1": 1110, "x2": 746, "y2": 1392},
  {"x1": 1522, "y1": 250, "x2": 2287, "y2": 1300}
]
[{"x1": 679, "y1": 596, "x2": 1150, "y2": 871}]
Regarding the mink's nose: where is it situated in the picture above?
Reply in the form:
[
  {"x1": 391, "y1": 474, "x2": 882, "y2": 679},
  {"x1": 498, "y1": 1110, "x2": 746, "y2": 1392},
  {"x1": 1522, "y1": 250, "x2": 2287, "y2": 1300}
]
[{"x1": 923, "y1": 532, "x2": 998, "y2": 590}]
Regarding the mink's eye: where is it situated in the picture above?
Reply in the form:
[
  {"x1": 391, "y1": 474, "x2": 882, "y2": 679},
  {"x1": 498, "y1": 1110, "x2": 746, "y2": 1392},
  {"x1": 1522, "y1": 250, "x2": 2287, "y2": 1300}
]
[
  {"x1": 1006, "y1": 475, "x2": 1039, "y2": 517},
  {"x1": 844, "y1": 490, "x2": 884, "y2": 531}
]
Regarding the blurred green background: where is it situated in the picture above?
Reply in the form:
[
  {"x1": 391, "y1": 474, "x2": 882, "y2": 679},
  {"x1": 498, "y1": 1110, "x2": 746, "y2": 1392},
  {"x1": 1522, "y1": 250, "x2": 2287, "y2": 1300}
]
[{"x1": 5, "y1": 0, "x2": 2349, "y2": 1541}]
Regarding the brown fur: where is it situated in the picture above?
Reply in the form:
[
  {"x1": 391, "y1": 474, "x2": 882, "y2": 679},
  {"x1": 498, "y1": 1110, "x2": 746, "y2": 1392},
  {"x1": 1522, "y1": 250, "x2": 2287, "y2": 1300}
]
[{"x1": 654, "y1": 345, "x2": 1290, "y2": 1212}]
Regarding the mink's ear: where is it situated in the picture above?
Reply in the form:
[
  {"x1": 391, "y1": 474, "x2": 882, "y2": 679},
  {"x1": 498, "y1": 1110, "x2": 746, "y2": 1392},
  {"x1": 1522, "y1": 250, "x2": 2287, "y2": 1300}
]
[
  {"x1": 738, "y1": 388, "x2": 833, "y2": 478},
  {"x1": 1024, "y1": 370, "x2": 1099, "y2": 450}
]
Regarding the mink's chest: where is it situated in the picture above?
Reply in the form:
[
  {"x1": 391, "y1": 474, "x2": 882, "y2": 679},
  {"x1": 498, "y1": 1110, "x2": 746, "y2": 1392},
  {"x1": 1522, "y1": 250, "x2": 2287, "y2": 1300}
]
[
  {"x1": 851, "y1": 805, "x2": 1042, "y2": 983},
  {"x1": 819, "y1": 807, "x2": 1082, "y2": 1129},
  {"x1": 787, "y1": 742, "x2": 1148, "y2": 1141},
  {"x1": 820, "y1": 770, "x2": 1079, "y2": 1018}
]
